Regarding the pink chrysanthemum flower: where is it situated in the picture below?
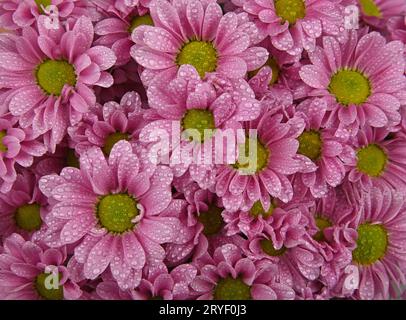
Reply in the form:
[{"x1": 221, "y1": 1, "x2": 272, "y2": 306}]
[
  {"x1": 343, "y1": 0, "x2": 406, "y2": 29},
  {"x1": 213, "y1": 107, "x2": 302, "y2": 212},
  {"x1": 0, "y1": 170, "x2": 48, "y2": 239},
  {"x1": 95, "y1": 264, "x2": 197, "y2": 300},
  {"x1": 0, "y1": 16, "x2": 116, "y2": 152},
  {"x1": 191, "y1": 243, "x2": 295, "y2": 300},
  {"x1": 140, "y1": 65, "x2": 261, "y2": 189},
  {"x1": 293, "y1": 98, "x2": 354, "y2": 198},
  {"x1": 346, "y1": 127, "x2": 406, "y2": 192},
  {"x1": 95, "y1": 5, "x2": 153, "y2": 66},
  {"x1": 0, "y1": 117, "x2": 46, "y2": 193},
  {"x1": 337, "y1": 186, "x2": 406, "y2": 299},
  {"x1": 246, "y1": 234, "x2": 324, "y2": 293},
  {"x1": 303, "y1": 187, "x2": 358, "y2": 290},
  {"x1": 223, "y1": 196, "x2": 310, "y2": 239},
  {"x1": 0, "y1": 0, "x2": 99, "y2": 31},
  {"x1": 68, "y1": 91, "x2": 146, "y2": 156},
  {"x1": 165, "y1": 182, "x2": 244, "y2": 266},
  {"x1": 0, "y1": 233, "x2": 81, "y2": 300},
  {"x1": 234, "y1": 0, "x2": 344, "y2": 56},
  {"x1": 131, "y1": 0, "x2": 268, "y2": 84},
  {"x1": 299, "y1": 30, "x2": 406, "y2": 138},
  {"x1": 388, "y1": 16, "x2": 406, "y2": 42},
  {"x1": 39, "y1": 141, "x2": 184, "y2": 290}
]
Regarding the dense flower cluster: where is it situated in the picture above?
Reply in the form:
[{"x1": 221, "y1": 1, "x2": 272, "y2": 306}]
[{"x1": 0, "y1": 0, "x2": 406, "y2": 300}]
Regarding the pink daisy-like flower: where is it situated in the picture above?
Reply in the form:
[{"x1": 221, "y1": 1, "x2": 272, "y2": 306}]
[
  {"x1": 0, "y1": 16, "x2": 116, "y2": 152},
  {"x1": 346, "y1": 126, "x2": 406, "y2": 192},
  {"x1": 0, "y1": 233, "x2": 81, "y2": 300},
  {"x1": 131, "y1": 0, "x2": 268, "y2": 84},
  {"x1": 303, "y1": 187, "x2": 358, "y2": 291},
  {"x1": 299, "y1": 30, "x2": 406, "y2": 137},
  {"x1": 0, "y1": 0, "x2": 100, "y2": 31},
  {"x1": 68, "y1": 91, "x2": 146, "y2": 156},
  {"x1": 293, "y1": 98, "x2": 354, "y2": 198},
  {"x1": 222, "y1": 195, "x2": 310, "y2": 240},
  {"x1": 191, "y1": 243, "x2": 295, "y2": 300},
  {"x1": 234, "y1": 0, "x2": 344, "y2": 56},
  {"x1": 92, "y1": 0, "x2": 151, "y2": 17},
  {"x1": 337, "y1": 186, "x2": 406, "y2": 299},
  {"x1": 0, "y1": 117, "x2": 46, "y2": 193},
  {"x1": 343, "y1": 0, "x2": 406, "y2": 29},
  {"x1": 38, "y1": 141, "x2": 185, "y2": 290},
  {"x1": 140, "y1": 65, "x2": 261, "y2": 189},
  {"x1": 246, "y1": 233, "x2": 324, "y2": 293},
  {"x1": 0, "y1": 170, "x2": 48, "y2": 239},
  {"x1": 165, "y1": 182, "x2": 244, "y2": 266},
  {"x1": 95, "y1": 264, "x2": 197, "y2": 300},
  {"x1": 213, "y1": 107, "x2": 302, "y2": 212},
  {"x1": 94, "y1": 5, "x2": 153, "y2": 66}
]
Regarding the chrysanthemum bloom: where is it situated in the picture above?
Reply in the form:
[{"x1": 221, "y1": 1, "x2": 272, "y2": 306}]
[
  {"x1": 165, "y1": 182, "x2": 244, "y2": 266},
  {"x1": 337, "y1": 186, "x2": 406, "y2": 299},
  {"x1": 95, "y1": 264, "x2": 197, "y2": 300},
  {"x1": 299, "y1": 30, "x2": 406, "y2": 138},
  {"x1": 248, "y1": 39, "x2": 309, "y2": 107},
  {"x1": 68, "y1": 91, "x2": 146, "y2": 156},
  {"x1": 0, "y1": 0, "x2": 98, "y2": 31},
  {"x1": 246, "y1": 233, "x2": 324, "y2": 293},
  {"x1": 39, "y1": 141, "x2": 185, "y2": 290},
  {"x1": 131, "y1": 0, "x2": 268, "y2": 84},
  {"x1": 213, "y1": 107, "x2": 302, "y2": 212},
  {"x1": 0, "y1": 117, "x2": 46, "y2": 193},
  {"x1": 345, "y1": 127, "x2": 406, "y2": 191},
  {"x1": 0, "y1": 233, "x2": 81, "y2": 300},
  {"x1": 293, "y1": 98, "x2": 354, "y2": 198},
  {"x1": 95, "y1": 5, "x2": 153, "y2": 66},
  {"x1": 0, "y1": 16, "x2": 116, "y2": 152},
  {"x1": 223, "y1": 195, "x2": 310, "y2": 240},
  {"x1": 140, "y1": 65, "x2": 261, "y2": 189},
  {"x1": 0, "y1": 171, "x2": 48, "y2": 239},
  {"x1": 303, "y1": 187, "x2": 357, "y2": 290},
  {"x1": 234, "y1": 0, "x2": 343, "y2": 56},
  {"x1": 191, "y1": 244, "x2": 295, "y2": 300},
  {"x1": 342, "y1": 0, "x2": 406, "y2": 29}
]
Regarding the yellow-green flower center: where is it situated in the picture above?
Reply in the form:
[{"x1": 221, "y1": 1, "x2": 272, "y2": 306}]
[
  {"x1": 213, "y1": 277, "x2": 251, "y2": 300},
  {"x1": 66, "y1": 149, "x2": 80, "y2": 168},
  {"x1": 298, "y1": 130, "x2": 322, "y2": 161},
  {"x1": 313, "y1": 216, "x2": 332, "y2": 242},
  {"x1": 353, "y1": 223, "x2": 388, "y2": 265},
  {"x1": 198, "y1": 205, "x2": 224, "y2": 236},
  {"x1": 274, "y1": 0, "x2": 306, "y2": 25},
  {"x1": 96, "y1": 193, "x2": 139, "y2": 234},
  {"x1": 35, "y1": 272, "x2": 64, "y2": 300},
  {"x1": 128, "y1": 14, "x2": 154, "y2": 33},
  {"x1": 176, "y1": 41, "x2": 217, "y2": 78},
  {"x1": 260, "y1": 239, "x2": 287, "y2": 256},
  {"x1": 35, "y1": 0, "x2": 52, "y2": 14},
  {"x1": 359, "y1": 0, "x2": 382, "y2": 18},
  {"x1": 36, "y1": 60, "x2": 77, "y2": 96},
  {"x1": 249, "y1": 57, "x2": 280, "y2": 86},
  {"x1": 356, "y1": 144, "x2": 387, "y2": 177},
  {"x1": 250, "y1": 199, "x2": 276, "y2": 219},
  {"x1": 182, "y1": 109, "x2": 216, "y2": 143},
  {"x1": 103, "y1": 132, "x2": 129, "y2": 156},
  {"x1": 15, "y1": 204, "x2": 42, "y2": 232},
  {"x1": 0, "y1": 130, "x2": 7, "y2": 153},
  {"x1": 328, "y1": 69, "x2": 371, "y2": 106},
  {"x1": 233, "y1": 138, "x2": 270, "y2": 175}
]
